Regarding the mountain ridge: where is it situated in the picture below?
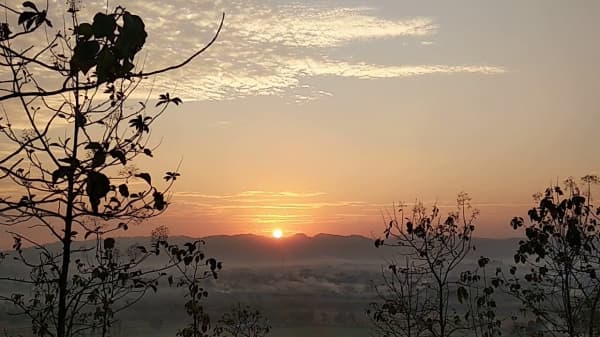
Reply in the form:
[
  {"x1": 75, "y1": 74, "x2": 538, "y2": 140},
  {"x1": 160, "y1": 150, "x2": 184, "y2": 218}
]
[{"x1": 2, "y1": 233, "x2": 521, "y2": 268}]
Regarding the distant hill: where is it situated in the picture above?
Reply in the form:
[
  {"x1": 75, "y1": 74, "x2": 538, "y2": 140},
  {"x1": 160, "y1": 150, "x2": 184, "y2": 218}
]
[{"x1": 2, "y1": 233, "x2": 521, "y2": 268}]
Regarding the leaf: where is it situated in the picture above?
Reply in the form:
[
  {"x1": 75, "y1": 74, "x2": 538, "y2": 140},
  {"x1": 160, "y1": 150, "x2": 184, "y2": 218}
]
[
  {"x1": 118, "y1": 184, "x2": 129, "y2": 198},
  {"x1": 70, "y1": 40, "x2": 100, "y2": 74},
  {"x1": 135, "y1": 172, "x2": 151, "y2": 185},
  {"x1": 164, "y1": 171, "x2": 180, "y2": 181},
  {"x1": 22, "y1": 1, "x2": 38, "y2": 11},
  {"x1": 92, "y1": 13, "x2": 116, "y2": 38},
  {"x1": 86, "y1": 171, "x2": 110, "y2": 214},
  {"x1": 18, "y1": 11, "x2": 36, "y2": 26},
  {"x1": 52, "y1": 166, "x2": 70, "y2": 184},
  {"x1": 109, "y1": 148, "x2": 126, "y2": 165},
  {"x1": 129, "y1": 115, "x2": 149, "y2": 133},
  {"x1": 76, "y1": 23, "x2": 93, "y2": 40},
  {"x1": 143, "y1": 148, "x2": 153, "y2": 157},
  {"x1": 115, "y1": 12, "x2": 147, "y2": 60},
  {"x1": 104, "y1": 237, "x2": 115, "y2": 250},
  {"x1": 91, "y1": 150, "x2": 106, "y2": 168},
  {"x1": 96, "y1": 46, "x2": 118, "y2": 83},
  {"x1": 153, "y1": 191, "x2": 165, "y2": 210}
]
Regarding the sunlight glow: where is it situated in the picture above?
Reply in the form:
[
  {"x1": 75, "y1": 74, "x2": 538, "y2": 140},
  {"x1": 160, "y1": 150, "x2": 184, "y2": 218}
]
[{"x1": 272, "y1": 228, "x2": 283, "y2": 239}]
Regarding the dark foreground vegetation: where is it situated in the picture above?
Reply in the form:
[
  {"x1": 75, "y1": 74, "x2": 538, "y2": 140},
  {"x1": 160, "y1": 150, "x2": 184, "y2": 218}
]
[{"x1": 0, "y1": 1, "x2": 598, "y2": 337}]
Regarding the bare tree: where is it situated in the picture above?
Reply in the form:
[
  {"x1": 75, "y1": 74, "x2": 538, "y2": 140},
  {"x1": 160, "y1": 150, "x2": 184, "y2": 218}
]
[
  {"x1": 372, "y1": 193, "x2": 485, "y2": 337},
  {"x1": 213, "y1": 304, "x2": 271, "y2": 337},
  {"x1": 368, "y1": 259, "x2": 432, "y2": 337}
]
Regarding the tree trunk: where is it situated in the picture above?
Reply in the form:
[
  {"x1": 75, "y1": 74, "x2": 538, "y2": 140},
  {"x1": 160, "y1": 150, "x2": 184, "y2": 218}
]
[{"x1": 57, "y1": 79, "x2": 81, "y2": 337}]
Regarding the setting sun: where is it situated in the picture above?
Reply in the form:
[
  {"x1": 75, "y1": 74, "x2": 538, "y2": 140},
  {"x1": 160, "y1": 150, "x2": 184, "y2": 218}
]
[{"x1": 272, "y1": 228, "x2": 283, "y2": 239}]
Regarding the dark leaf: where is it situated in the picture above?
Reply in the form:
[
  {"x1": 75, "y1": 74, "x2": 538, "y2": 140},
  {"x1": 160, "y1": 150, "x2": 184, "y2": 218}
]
[
  {"x1": 118, "y1": 184, "x2": 129, "y2": 198},
  {"x1": 109, "y1": 148, "x2": 126, "y2": 165},
  {"x1": 135, "y1": 172, "x2": 151, "y2": 185},
  {"x1": 153, "y1": 191, "x2": 165, "y2": 210},
  {"x1": 86, "y1": 171, "x2": 110, "y2": 214},
  {"x1": 22, "y1": 1, "x2": 38, "y2": 11},
  {"x1": 18, "y1": 11, "x2": 36, "y2": 26},
  {"x1": 115, "y1": 12, "x2": 147, "y2": 60},
  {"x1": 92, "y1": 13, "x2": 116, "y2": 38},
  {"x1": 70, "y1": 40, "x2": 100, "y2": 74},
  {"x1": 52, "y1": 166, "x2": 70, "y2": 184},
  {"x1": 76, "y1": 22, "x2": 93, "y2": 40},
  {"x1": 104, "y1": 238, "x2": 115, "y2": 250},
  {"x1": 91, "y1": 150, "x2": 106, "y2": 168},
  {"x1": 129, "y1": 115, "x2": 149, "y2": 133}
]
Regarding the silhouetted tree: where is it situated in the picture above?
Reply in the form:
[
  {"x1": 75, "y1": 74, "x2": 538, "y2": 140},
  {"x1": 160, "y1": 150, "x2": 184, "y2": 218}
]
[
  {"x1": 213, "y1": 304, "x2": 271, "y2": 337},
  {"x1": 372, "y1": 193, "x2": 500, "y2": 337},
  {"x1": 167, "y1": 236, "x2": 222, "y2": 337},
  {"x1": 457, "y1": 256, "x2": 503, "y2": 337},
  {"x1": 503, "y1": 175, "x2": 600, "y2": 337},
  {"x1": 0, "y1": 1, "x2": 224, "y2": 337},
  {"x1": 368, "y1": 259, "x2": 431, "y2": 337}
]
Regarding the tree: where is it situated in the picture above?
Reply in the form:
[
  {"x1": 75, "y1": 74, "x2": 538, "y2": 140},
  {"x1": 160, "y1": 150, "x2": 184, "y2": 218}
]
[
  {"x1": 371, "y1": 193, "x2": 500, "y2": 337},
  {"x1": 166, "y1": 232, "x2": 223, "y2": 337},
  {"x1": 213, "y1": 304, "x2": 271, "y2": 337},
  {"x1": 0, "y1": 1, "x2": 224, "y2": 337},
  {"x1": 367, "y1": 259, "x2": 432, "y2": 337},
  {"x1": 503, "y1": 175, "x2": 600, "y2": 337}
]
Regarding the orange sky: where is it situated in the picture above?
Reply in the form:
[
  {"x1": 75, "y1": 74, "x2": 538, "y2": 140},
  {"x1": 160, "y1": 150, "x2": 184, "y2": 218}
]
[{"x1": 1, "y1": 0, "x2": 599, "y2": 247}]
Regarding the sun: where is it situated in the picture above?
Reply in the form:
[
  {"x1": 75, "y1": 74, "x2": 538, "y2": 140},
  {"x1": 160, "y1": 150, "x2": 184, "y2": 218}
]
[{"x1": 272, "y1": 228, "x2": 283, "y2": 239}]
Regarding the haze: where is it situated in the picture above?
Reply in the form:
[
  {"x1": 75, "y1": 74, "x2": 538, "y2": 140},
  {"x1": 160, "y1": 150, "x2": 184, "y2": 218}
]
[{"x1": 2, "y1": 0, "x2": 599, "y2": 245}]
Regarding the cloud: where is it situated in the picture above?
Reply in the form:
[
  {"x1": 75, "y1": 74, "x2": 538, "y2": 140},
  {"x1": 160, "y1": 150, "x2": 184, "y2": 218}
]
[
  {"x1": 1, "y1": 0, "x2": 504, "y2": 103},
  {"x1": 226, "y1": 6, "x2": 436, "y2": 48},
  {"x1": 164, "y1": 189, "x2": 380, "y2": 232},
  {"x1": 4, "y1": 0, "x2": 497, "y2": 103},
  {"x1": 285, "y1": 58, "x2": 505, "y2": 79},
  {"x1": 174, "y1": 190, "x2": 327, "y2": 199}
]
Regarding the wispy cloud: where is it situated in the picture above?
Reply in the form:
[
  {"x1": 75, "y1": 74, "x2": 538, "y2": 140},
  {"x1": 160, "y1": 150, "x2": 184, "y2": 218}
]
[
  {"x1": 2, "y1": 0, "x2": 504, "y2": 102},
  {"x1": 165, "y1": 189, "x2": 379, "y2": 233},
  {"x1": 67, "y1": 0, "x2": 502, "y2": 102},
  {"x1": 285, "y1": 58, "x2": 505, "y2": 79}
]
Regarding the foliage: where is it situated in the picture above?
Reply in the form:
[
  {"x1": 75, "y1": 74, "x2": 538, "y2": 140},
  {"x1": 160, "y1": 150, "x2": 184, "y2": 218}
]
[
  {"x1": 166, "y1": 238, "x2": 222, "y2": 337},
  {"x1": 457, "y1": 257, "x2": 502, "y2": 337},
  {"x1": 367, "y1": 259, "x2": 432, "y2": 337},
  {"x1": 501, "y1": 175, "x2": 600, "y2": 337},
  {"x1": 0, "y1": 1, "x2": 224, "y2": 337},
  {"x1": 213, "y1": 304, "x2": 271, "y2": 337},
  {"x1": 371, "y1": 193, "x2": 500, "y2": 337}
]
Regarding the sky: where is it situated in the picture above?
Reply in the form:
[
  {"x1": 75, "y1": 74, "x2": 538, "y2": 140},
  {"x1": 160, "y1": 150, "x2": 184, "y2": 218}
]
[{"x1": 2, "y1": 0, "x2": 600, "y2": 243}]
